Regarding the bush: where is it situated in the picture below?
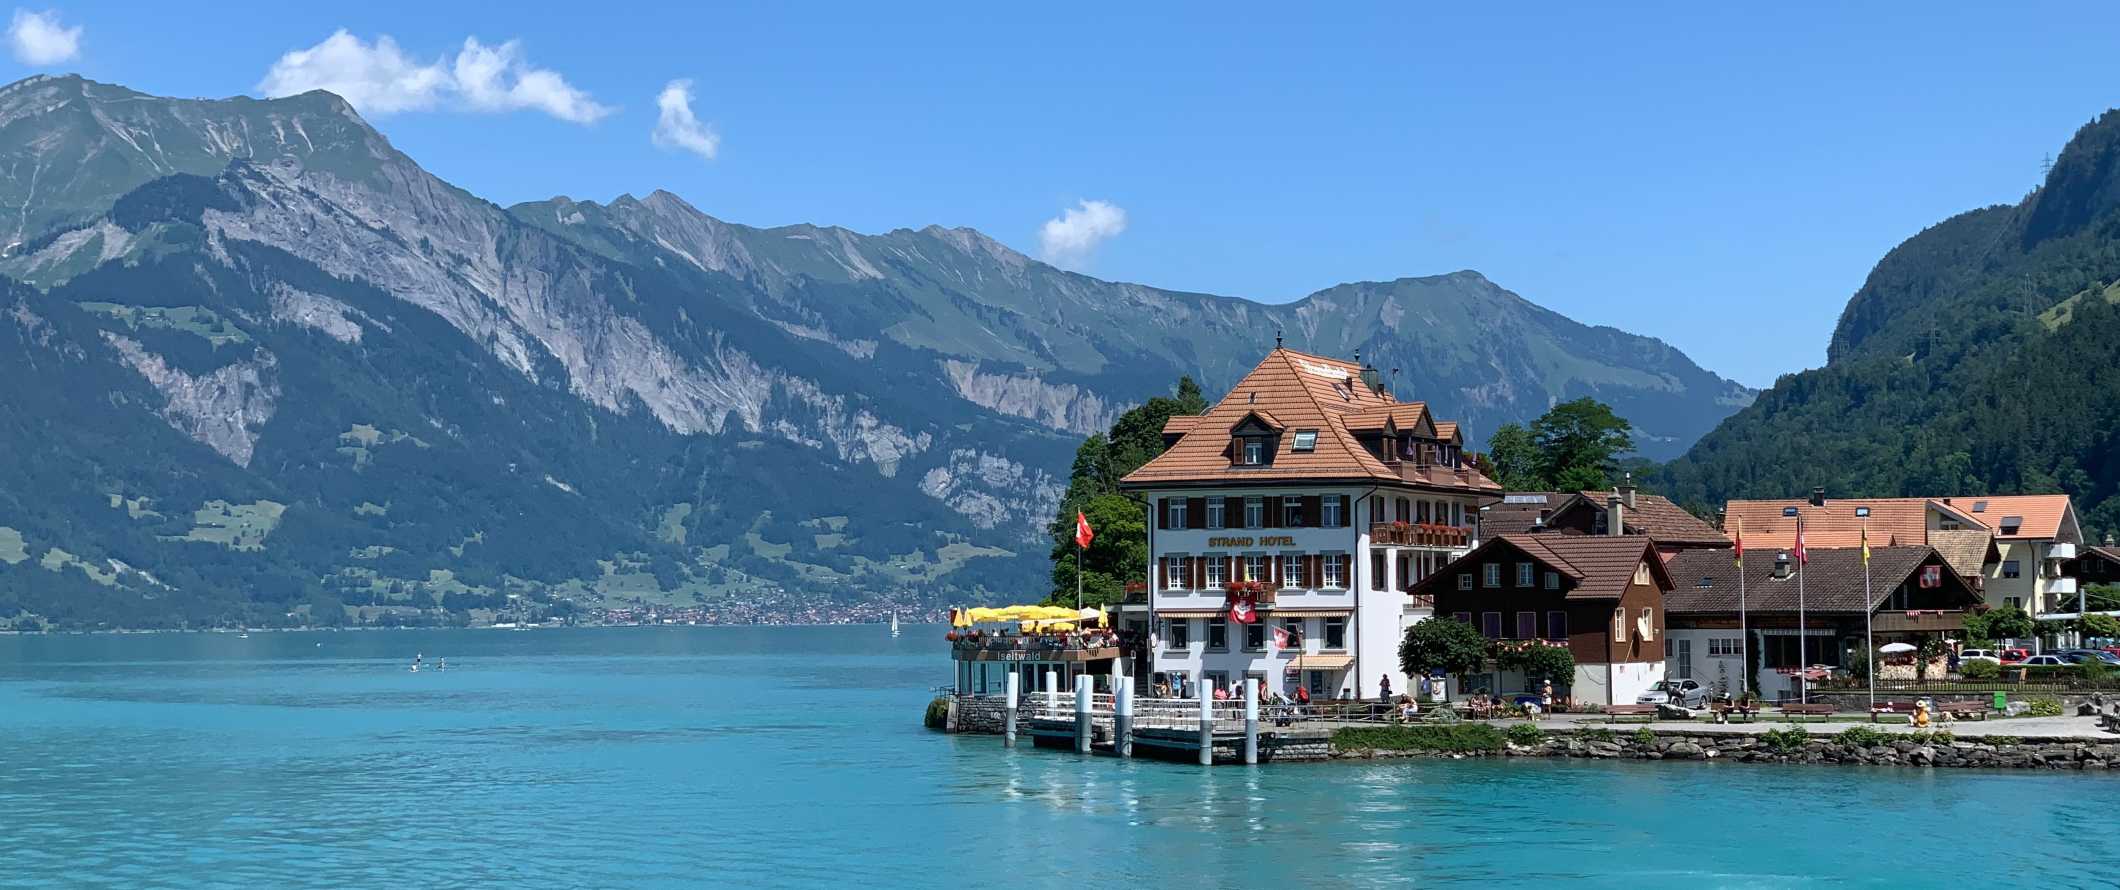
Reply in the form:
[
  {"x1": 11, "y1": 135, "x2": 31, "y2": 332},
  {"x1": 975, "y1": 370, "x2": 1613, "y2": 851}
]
[
  {"x1": 1988, "y1": 735, "x2": 2023, "y2": 746},
  {"x1": 1959, "y1": 659, "x2": 2000, "y2": 680},
  {"x1": 1494, "y1": 641, "x2": 1576, "y2": 684},
  {"x1": 1632, "y1": 727, "x2": 1657, "y2": 747},
  {"x1": 1332, "y1": 724, "x2": 1507, "y2": 754},
  {"x1": 924, "y1": 696, "x2": 951, "y2": 730},
  {"x1": 1504, "y1": 723, "x2": 1546, "y2": 747},
  {"x1": 1761, "y1": 726, "x2": 1809, "y2": 754},
  {"x1": 1578, "y1": 727, "x2": 1616, "y2": 742},
  {"x1": 1837, "y1": 725, "x2": 1891, "y2": 748},
  {"x1": 2026, "y1": 695, "x2": 2064, "y2": 717},
  {"x1": 1400, "y1": 618, "x2": 1491, "y2": 679},
  {"x1": 2079, "y1": 658, "x2": 2111, "y2": 684}
]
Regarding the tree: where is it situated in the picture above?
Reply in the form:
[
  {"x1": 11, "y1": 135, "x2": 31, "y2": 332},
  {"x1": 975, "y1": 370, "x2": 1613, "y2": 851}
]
[
  {"x1": 1494, "y1": 640, "x2": 1574, "y2": 683},
  {"x1": 2079, "y1": 612, "x2": 2120, "y2": 641},
  {"x1": 1965, "y1": 604, "x2": 2035, "y2": 642},
  {"x1": 1531, "y1": 398, "x2": 1634, "y2": 491},
  {"x1": 1048, "y1": 492, "x2": 1147, "y2": 608},
  {"x1": 1485, "y1": 423, "x2": 1541, "y2": 490},
  {"x1": 1399, "y1": 617, "x2": 1489, "y2": 680}
]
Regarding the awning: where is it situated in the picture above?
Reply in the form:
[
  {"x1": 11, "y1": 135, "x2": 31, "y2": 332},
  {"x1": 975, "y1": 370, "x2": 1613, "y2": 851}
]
[
  {"x1": 1284, "y1": 654, "x2": 1353, "y2": 671},
  {"x1": 1156, "y1": 609, "x2": 1223, "y2": 619},
  {"x1": 1267, "y1": 607, "x2": 1354, "y2": 617}
]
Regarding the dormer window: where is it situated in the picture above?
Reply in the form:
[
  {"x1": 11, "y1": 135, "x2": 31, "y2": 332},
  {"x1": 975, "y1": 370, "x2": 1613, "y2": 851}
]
[
  {"x1": 1242, "y1": 439, "x2": 1265, "y2": 465},
  {"x1": 1291, "y1": 430, "x2": 1317, "y2": 452}
]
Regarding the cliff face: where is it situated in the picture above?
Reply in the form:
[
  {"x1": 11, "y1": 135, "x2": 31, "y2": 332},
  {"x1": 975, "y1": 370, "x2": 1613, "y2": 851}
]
[{"x1": 0, "y1": 76, "x2": 1752, "y2": 627}]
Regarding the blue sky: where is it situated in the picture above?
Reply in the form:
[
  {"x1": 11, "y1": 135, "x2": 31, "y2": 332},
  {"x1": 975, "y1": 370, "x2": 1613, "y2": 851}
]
[{"x1": 11, "y1": 2, "x2": 2120, "y2": 387}]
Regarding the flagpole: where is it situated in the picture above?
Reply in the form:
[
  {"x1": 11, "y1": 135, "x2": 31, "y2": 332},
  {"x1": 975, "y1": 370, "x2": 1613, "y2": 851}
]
[
  {"x1": 1076, "y1": 544, "x2": 1083, "y2": 610},
  {"x1": 1797, "y1": 518, "x2": 1808, "y2": 706},
  {"x1": 1737, "y1": 556, "x2": 1749, "y2": 703},
  {"x1": 1864, "y1": 536, "x2": 1875, "y2": 714}
]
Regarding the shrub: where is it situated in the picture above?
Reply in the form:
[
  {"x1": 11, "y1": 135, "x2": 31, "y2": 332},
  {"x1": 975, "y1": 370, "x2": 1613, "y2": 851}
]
[
  {"x1": 1400, "y1": 617, "x2": 1490, "y2": 679},
  {"x1": 1504, "y1": 723, "x2": 1546, "y2": 747},
  {"x1": 2079, "y1": 658, "x2": 2111, "y2": 684},
  {"x1": 1836, "y1": 725, "x2": 1891, "y2": 748},
  {"x1": 1494, "y1": 641, "x2": 1576, "y2": 684},
  {"x1": 1987, "y1": 735, "x2": 2023, "y2": 746},
  {"x1": 1761, "y1": 725, "x2": 1809, "y2": 754},
  {"x1": 1959, "y1": 659, "x2": 2000, "y2": 680},
  {"x1": 1332, "y1": 723, "x2": 1506, "y2": 754},
  {"x1": 2026, "y1": 695, "x2": 2064, "y2": 717},
  {"x1": 1905, "y1": 730, "x2": 1954, "y2": 745},
  {"x1": 1578, "y1": 727, "x2": 1616, "y2": 743},
  {"x1": 924, "y1": 696, "x2": 951, "y2": 730},
  {"x1": 1632, "y1": 727, "x2": 1657, "y2": 747}
]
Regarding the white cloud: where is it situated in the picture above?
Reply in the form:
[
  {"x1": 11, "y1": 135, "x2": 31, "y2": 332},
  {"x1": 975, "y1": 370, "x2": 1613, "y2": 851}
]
[
  {"x1": 258, "y1": 30, "x2": 610, "y2": 124},
  {"x1": 651, "y1": 79, "x2": 719, "y2": 162},
  {"x1": 1038, "y1": 200, "x2": 1127, "y2": 270},
  {"x1": 8, "y1": 9, "x2": 81, "y2": 66}
]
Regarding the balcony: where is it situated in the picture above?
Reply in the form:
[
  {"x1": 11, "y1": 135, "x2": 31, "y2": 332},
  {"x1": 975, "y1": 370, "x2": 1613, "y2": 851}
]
[
  {"x1": 1370, "y1": 522, "x2": 1470, "y2": 548},
  {"x1": 2048, "y1": 542, "x2": 2078, "y2": 561},
  {"x1": 949, "y1": 631, "x2": 1122, "y2": 663},
  {"x1": 2047, "y1": 577, "x2": 2078, "y2": 596},
  {"x1": 1870, "y1": 609, "x2": 1968, "y2": 633}
]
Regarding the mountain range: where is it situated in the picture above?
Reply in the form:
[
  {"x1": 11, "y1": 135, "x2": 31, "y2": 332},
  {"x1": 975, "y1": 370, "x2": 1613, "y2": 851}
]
[
  {"x1": 0, "y1": 75, "x2": 1751, "y2": 629},
  {"x1": 1660, "y1": 108, "x2": 2120, "y2": 541}
]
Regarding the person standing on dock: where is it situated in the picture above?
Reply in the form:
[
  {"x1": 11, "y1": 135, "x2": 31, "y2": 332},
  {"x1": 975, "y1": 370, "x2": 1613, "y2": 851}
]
[{"x1": 1378, "y1": 674, "x2": 1392, "y2": 702}]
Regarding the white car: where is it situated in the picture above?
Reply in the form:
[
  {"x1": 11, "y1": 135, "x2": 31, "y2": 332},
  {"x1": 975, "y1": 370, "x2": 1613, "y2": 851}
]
[
  {"x1": 2019, "y1": 655, "x2": 2069, "y2": 667},
  {"x1": 1957, "y1": 649, "x2": 2001, "y2": 664},
  {"x1": 1638, "y1": 678, "x2": 1708, "y2": 709}
]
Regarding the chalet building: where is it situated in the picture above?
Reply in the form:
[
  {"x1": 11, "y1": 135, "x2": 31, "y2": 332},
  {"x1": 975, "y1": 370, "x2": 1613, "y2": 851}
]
[
  {"x1": 1724, "y1": 491, "x2": 2081, "y2": 616},
  {"x1": 1119, "y1": 347, "x2": 1502, "y2": 700},
  {"x1": 1662, "y1": 546, "x2": 1983, "y2": 702},
  {"x1": 2062, "y1": 534, "x2": 2120, "y2": 587},
  {"x1": 1405, "y1": 533, "x2": 1674, "y2": 706},
  {"x1": 1479, "y1": 484, "x2": 1727, "y2": 557}
]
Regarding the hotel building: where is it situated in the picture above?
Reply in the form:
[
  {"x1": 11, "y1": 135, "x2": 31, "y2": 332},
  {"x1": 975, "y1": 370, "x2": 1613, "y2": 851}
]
[{"x1": 1118, "y1": 347, "x2": 1501, "y2": 700}]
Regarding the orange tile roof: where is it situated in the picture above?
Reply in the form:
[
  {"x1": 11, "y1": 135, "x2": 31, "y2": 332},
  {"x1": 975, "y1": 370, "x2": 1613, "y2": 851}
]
[
  {"x1": 1120, "y1": 347, "x2": 1501, "y2": 494},
  {"x1": 1344, "y1": 403, "x2": 1429, "y2": 432},
  {"x1": 1161, "y1": 415, "x2": 1202, "y2": 436},
  {"x1": 1933, "y1": 494, "x2": 2076, "y2": 541},
  {"x1": 1434, "y1": 421, "x2": 1461, "y2": 443},
  {"x1": 1724, "y1": 498, "x2": 1930, "y2": 550},
  {"x1": 1726, "y1": 493, "x2": 2078, "y2": 550}
]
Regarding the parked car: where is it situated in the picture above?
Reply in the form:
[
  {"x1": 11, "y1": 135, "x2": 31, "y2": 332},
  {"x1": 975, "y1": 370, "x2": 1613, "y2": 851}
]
[
  {"x1": 1957, "y1": 649, "x2": 2001, "y2": 664},
  {"x1": 1998, "y1": 648, "x2": 2031, "y2": 664},
  {"x1": 1638, "y1": 678, "x2": 1708, "y2": 708},
  {"x1": 2060, "y1": 650, "x2": 2120, "y2": 665},
  {"x1": 2019, "y1": 655, "x2": 2069, "y2": 667}
]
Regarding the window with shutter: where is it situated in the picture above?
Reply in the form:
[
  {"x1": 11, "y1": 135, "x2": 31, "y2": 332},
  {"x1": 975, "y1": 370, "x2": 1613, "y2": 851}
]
[{"x1": 1187, "y1": 498, "x2": 1206, "y2": 530}]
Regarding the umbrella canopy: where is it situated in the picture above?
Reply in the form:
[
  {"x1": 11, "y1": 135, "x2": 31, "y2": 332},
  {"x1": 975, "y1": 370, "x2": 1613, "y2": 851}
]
[{"x1": 1877, "y1": 642, "x2": 1917, "y2": 654}]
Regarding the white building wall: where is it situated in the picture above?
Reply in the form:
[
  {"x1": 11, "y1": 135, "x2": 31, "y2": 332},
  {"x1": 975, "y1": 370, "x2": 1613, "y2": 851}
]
[{"x1": 1609, "y1": 660, "x2": 1666, "y2": 706}]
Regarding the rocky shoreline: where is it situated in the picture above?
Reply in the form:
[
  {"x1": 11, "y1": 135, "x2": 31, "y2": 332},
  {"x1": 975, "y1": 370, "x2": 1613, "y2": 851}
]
[{"x1": 1336, "y1": 728, "x2": 2120, "y2": 771}]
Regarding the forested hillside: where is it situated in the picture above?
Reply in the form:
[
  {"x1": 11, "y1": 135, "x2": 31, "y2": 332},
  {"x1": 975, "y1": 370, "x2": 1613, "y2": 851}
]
[{"x1": 1659, "y1": 109, "x2": 2120, "y2": 538}]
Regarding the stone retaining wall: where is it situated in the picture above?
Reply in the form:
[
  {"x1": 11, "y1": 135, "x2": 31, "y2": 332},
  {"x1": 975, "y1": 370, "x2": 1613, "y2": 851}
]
[{"x1": 1335, "y1": 728, "x2": 2120, "y2": 770}]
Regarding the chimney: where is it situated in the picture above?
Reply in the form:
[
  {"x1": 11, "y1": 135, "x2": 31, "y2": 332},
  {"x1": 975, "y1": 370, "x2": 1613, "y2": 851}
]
[
  {"x1": 1715, "y1": 507, "x2": 1727, "y2": 532},
  {"x1": 2106, "y1": 532, "x2": 2116, "y2": 547},
  {"x1": 1810, "y1": 487, "x2": 1826, "y2": 507},
  {"x1": 1773, "y1": 551, "x2": 1792, "y2": 579},
  {"x1": 1606, "y1": 494, "x2": 1626, "y2": 538},
  {"x1": 1620, "y1": 472, "x2": 1637, "y2": 509}
]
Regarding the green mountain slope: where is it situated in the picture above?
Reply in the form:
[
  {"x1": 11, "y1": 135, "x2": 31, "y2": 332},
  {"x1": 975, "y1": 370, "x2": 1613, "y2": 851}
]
[
  {"x1": 0, "y1": 76, "x2": 1752, "y2": 629},
  {"x1": 1660, "y1": 109, "x2": 2120, "y2": 535}
]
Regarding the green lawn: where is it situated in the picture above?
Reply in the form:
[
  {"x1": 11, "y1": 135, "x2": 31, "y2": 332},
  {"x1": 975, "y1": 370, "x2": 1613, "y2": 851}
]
[{"x1": 163, "y1": 500, "x2": 286, "y2": 551}]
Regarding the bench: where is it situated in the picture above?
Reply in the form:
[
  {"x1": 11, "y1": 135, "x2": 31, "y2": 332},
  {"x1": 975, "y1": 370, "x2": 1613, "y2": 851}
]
[
  {"x1": 1603, "y1": 704, "x2": 1660, "y2": 723},
  {"x1": 1776, "y1": 703, "x2": 1836, "y2": 721},
  {"x1": 1935, "y1": 701, "x2": 1988, "y2": 722},
  {"x1": 1710, "y1": 702, "x2": 1760, "y2": 723},
  {"x1": 1868, "y1": 700, "x2": 1920, "y2": 723}
]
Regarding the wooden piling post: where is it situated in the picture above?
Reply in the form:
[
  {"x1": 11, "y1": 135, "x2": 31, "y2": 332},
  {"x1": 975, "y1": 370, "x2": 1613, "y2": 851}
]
[
  {"x1": 1198, "y1": 681, "x2": 1215, "y2": 766},
  {"x1": 1243, "y1": 677, "x2": 1259, "y2": 765},
  {"x1": 1004, "y1": 671, "x2": 1019, "y2": 748},
  {"x1": 1074, "y1": 675, "x2": 1092, "y2": 754},
  {"x1": 1115, "y1": 675, "x2": 1134, "y2": 759}
]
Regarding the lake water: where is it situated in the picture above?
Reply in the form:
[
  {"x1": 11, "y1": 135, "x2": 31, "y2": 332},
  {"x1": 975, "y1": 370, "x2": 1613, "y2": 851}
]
[{"x1": 2, "y1": 625, "x2": 2115, "y2": 888}]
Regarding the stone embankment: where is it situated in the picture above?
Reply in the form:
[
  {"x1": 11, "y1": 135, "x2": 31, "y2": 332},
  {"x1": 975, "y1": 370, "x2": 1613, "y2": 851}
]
[{"x1": 1336, "y1": 728, "x2": 2120, "y2": 771}]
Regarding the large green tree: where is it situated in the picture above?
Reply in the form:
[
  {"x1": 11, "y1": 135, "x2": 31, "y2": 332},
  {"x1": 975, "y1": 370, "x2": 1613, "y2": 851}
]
[
  {"x1": 1044, "y1": 377, "x2": 1208, "y2": 605},
  {"x1": 1532, "y1": 398, "x2": 1635, "y2": 491},
  {"x1": 1399, "y1": 617, "x2": 1490, "y2": 679},
  {"x1": 1484, "y1": 422, "x2": 1541, "y2": 490}
]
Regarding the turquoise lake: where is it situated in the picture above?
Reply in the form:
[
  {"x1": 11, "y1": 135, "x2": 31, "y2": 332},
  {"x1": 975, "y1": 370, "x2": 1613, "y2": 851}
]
[{"x1": 3, "y1": 625, "x2": 2116, "y2": 888}]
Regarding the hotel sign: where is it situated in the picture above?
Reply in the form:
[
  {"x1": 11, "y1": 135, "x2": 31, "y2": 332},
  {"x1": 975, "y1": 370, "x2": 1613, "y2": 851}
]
[{"x1": 1207, "y1": 536, "x2": 1297, "y2": 548}]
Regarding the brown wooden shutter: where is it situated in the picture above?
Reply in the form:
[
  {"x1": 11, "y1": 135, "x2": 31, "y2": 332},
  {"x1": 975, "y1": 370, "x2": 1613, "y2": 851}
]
[
  {"x1": 1305, "y1": 554, "x2": 1321, "y2": 588},
  {"x1": 1302, "y1": 495, "x2": 1321, "y2": 528},
  {"x1": 1264, "y1": 496, "x2": 1282, "y2": 528},
  {"x1": 1157, "y1": 499, "x2": 1169, "y2": 530},
  {"x1": 1156, "y1": 556, "x2": 1168, "y2": 590},
  {"x1": 1188, "y1": 497, "x2": 1206, "y2": 529},
  {"x1": 1187, "y1": 556, "x2": 1201, "y2": 590}
]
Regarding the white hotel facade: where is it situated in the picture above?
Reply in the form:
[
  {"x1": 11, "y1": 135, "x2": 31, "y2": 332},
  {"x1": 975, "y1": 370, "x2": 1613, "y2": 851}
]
[{"x1": 1119, "y1": 348, "x2": 1501, "y2": 700}]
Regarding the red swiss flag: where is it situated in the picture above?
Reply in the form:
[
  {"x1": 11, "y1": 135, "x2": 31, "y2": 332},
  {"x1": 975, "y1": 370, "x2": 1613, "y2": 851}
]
[{"x1": 1075, "y1": 511, "x2": 1094, "y2": 549}]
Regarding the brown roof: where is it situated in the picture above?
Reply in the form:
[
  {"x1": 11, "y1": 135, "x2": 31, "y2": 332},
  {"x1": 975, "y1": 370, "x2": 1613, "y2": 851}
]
[
  {"x1": 1927, "y1": 528, "x2": 1998, "y2": 578},
  {"x1": 1662, "y1": 547, "x2": 1980, "y2": 615},
  {"x1": 1409, "y1": 533, "x2": 1670, "y2": 601},
  {"x1": 1726, "y1": 494, "x2": 2078, "y2": 550},
  {"x1": 1555, "y1": 491, "x2": 1727, "y2": 545},
  {"x1": 1120, "y1": 348, "x2": 1501, "y2": 493},
  {"x1": 1434, "y1": 421, "x2": 1461, "y2": 443},
  {"x1": 1480, "y1": 492, "x2": 1565, "y2": 536},
  {"x1": 1344, "y1": 402, "x2": 1429, "y2": 432},
  {"x1": 1161, "y1": 415, "x2": 1202, "y2": 436}
]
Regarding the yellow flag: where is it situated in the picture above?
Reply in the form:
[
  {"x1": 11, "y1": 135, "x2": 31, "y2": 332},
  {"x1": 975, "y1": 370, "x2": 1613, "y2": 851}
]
[{"x1": 1861, "y1": 522, "x2": 1870, "y2": 565}]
